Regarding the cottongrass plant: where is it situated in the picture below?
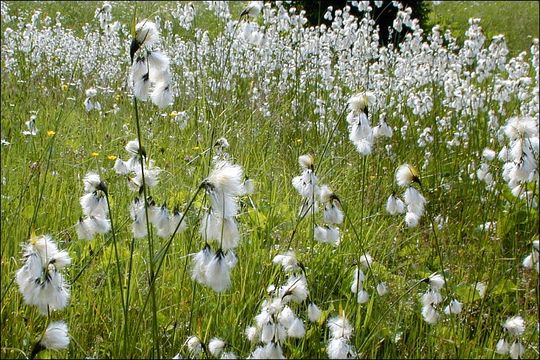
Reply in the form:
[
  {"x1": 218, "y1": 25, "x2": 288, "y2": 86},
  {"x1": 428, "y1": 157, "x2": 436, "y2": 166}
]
[
  {"x1": 30, "y1": 321, "x2": 70, "y2": 359},
  {"x1": 76, "y1": 172, "x2": 111, "y2": 240},
  {"x1": 22, "y1": 114, "x2": 39, "y2": 136},
  {"x1": 420, "y1": 273, "x2": 445, "y2": 325},
  {"x1": 130, "y1": 19, "x2": 174, "y2": 108},
  {"x1": 192, "y1": 158, "x2": 246, "y2": 292},
  {"x1": 314, "y1": 185, "x2": 344, "y2": 246},
  {"x1": 1, "y1": 1, "x2": 539, "y2": 358},
  {"x1": 495, "y1": 315, "x2": 526, "y2": 359},
  {"x1": 326, "y1": 313, "x2": 356, "y2": 359},
  {"x1": 347, "y1": 92, "x2": 376, "y2": 156},
  {"x1": 245, "y1": 251, "x2": 318, "y2": 358},
  {"x1": 174, "y1": 335, "x2": 237, "y2": 359},
  {"x1": 113, "y1": 139, "x2": 161, "y2": 193},
  {"x1": 292, "y1": 154, "x2": 344, "y2": 246},
  {"x1": 15, "y1": 234, "x2": 71, "y2": 314},
  {"x1": 292, "y1": 154, "x2": 319, "y2": 217},
  {"x1": 392, "y1": 164, "x2": 426, "y2": 228},
  {"x1": 522, "y1": 239, "x2": 539, "y2": 272},
  {"x1": 500, "y1": 115, "x2": 539, "y2": 204}
]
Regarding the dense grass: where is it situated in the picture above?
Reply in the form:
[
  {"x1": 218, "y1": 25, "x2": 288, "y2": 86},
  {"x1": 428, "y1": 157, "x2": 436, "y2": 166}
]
[
  {"x1": 428, "y1": 1, "x2": 539, "y2": 55},
  {"x1": 1, "y1": 1, "x2": 539, "y2": 359}
]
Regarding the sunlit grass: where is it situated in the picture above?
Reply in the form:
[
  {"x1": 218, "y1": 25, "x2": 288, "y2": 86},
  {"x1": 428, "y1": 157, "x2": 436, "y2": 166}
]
[{"x1": 1, "y1": 1, "x2": 538, "y2": 359}]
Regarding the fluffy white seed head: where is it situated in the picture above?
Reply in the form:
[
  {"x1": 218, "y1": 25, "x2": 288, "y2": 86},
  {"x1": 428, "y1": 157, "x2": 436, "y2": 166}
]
[
  {"x1": 135, "y1": 20, "x2": 160, "y2": 48},
  {"x1": 356, "y1": 289, "x2": 369, "y2": 304},
  {"x1": 204, "y1": 252, "x2": 233, "y2": 292},
  {"x1": 298, "y1": 154, "x2": 314, "y2": 170},
  {"x1": 509, "y1": 341, "x2": 525, "y2": 359},
  {"x1": 279, "y1": 275, "x2": 308, "y2": 304},
  {"x1": 405, "y1": 211, "x2": 420, "y2": 227},
  {"x1": 150, "y1": 81, "x2": 173, "y2": 109},
  {"x1": 327, "y1": 337, "x2": 354, "y2": 359},
  {"x1": 308, "y1": 303, "x2": 322, "y2": 322},
  {"x1": 40, "y1": 321, "x2": 69, "y2": 350},
  {"x1": 422, "y1": 304, "x2": 439, "y2": 324},
  {"x1": 245, "y1": 326, "x2": 258, "y2": 342},
  {"x1": 376, "y1": 282, "x2": 388, "y2": 296},
  {"x1": 503, "y1": 316, "x2": 525, "y2": 337},
  {"x1": 404, "y1": 187, "x2": 426, "y2": 216},
  {"x1": 241, "y1": 1, "x2": 263, "y2": 17},
  {"x1": 444, "y1": 299, "x2": 463, "y2": 315},
  {"x1": 421, "y1": 289, "x2": 443, "y2": 306},
  {"x1": 205, "y1": 161, "x2": 244, "y2": 197},
  {"x1": 482, "y1": 148, "x2": 496, "y2": 161},
  {"x1": 208, "y1": 337, "x2": 226, "y2": 357},
  {"x1": 186, "y1": 336, "x2": 202, "y2": 355},
  {"x1": 427, "y1": 273, "x2": 445, "y2": 290},
  {"x1": 359, "y1": 254, "x2": 373, "y2": 268},
  {"x1": 396, "y1": 164, "x2": 420, "y2": 187},
  {"x1": 327, "y1": 315, "x2": 353, "y2": 339},
  {"x1": 386, "y1": 193, "x2": 406, "y2": 215},
  {"x1": 287, "y1": 318, "x2": 306, "y2": 338},
  {"x1": 272, "y1": 251, "x2": 299, "y2": 272},
  {"x1": 495, "y1": 338, "x2": 509, "y2": 355}
]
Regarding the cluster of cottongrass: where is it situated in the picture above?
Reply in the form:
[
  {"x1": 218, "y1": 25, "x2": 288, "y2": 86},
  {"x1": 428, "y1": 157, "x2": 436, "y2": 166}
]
[{"x1": 3, "y1": 1, "x2": 538, "y2": 358}]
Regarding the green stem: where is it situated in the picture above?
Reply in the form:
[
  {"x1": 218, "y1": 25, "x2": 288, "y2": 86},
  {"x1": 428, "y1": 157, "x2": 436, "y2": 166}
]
[
  {"x1": 132, "y1": 96, "x2": 159, "y2": 359},
  {"x1": 104, "y1": 191, "x2": 127, "y2": 356}
]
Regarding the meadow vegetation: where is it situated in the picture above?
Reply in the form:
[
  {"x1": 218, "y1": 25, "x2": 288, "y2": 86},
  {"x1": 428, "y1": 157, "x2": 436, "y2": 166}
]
[{"x1": 1, "y1": 1, "x2": 538, "y2": 359}]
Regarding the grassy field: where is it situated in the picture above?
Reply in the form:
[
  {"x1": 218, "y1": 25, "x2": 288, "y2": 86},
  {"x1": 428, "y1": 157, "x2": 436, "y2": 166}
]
[
  {"x1": 428, "y1": 1, "x2": 539, "y2": 56},
  {"x1": 1, "y1": 1, "x2": 538, "y2": 359}
]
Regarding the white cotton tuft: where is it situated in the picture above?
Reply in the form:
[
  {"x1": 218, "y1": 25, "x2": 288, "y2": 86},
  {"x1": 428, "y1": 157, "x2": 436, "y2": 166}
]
[
  {"x1": 405, "y1": 212, "x2": 420, "y2": 228},
  {"x1": 356, "y1": 290, "x2": 370, "y2": 304},
  {"x1": 272, "y1": 251, "x2": 299, "y2": 272},
  {"x1": 308, "y1": 303, "x2": 322, "y2": 322},
  {"x1": 186, "y1": 336, "x2": 202, "y2": 355},
  {"x1": 298, "y1": 154, "x2": 314, "y2": 169},
  {"x1": 287, "y1": 318, "x2": 306, "y2": 338},
  {"x1": 359, "y1": 254, "x2": 373, "y2": 268},
  {"x1": 404, "y1": 187, "x2": 426, "y2": 216},
  {"x1": 444, "y1": 299, "x2": 463, "y2": 315},
  {"x1": 327, "y1": 315, "x2": 353, "y2": 339},
  {"x1": 150, "y1": 81, "x2": 173, "y2": 109},
  {"x1": 327, "y1": 337, "x2": 354, "y2": 359},
  {"x1": 135, "y1": 20, "x2": 160, "y2": 48},
  {"x1": 40, "y1": 321, "x2": 70, "y2": 350},
  {"x1": 396, "y1": 164, "x2": 417, "y2": 187},
  {"x1": 204, "y1": 252, "x2": 233, "y2": 292},
  {"x1": 421, "y1": 289, "x2": 443, "y2": 306},
  {"x1": 503, "y1": 316, "x2": 525, "y2": 337},
  {"x1": 245, "y1": 326, "x2": 258, "y2": 342},
  {"x1": 482, "y1": 148, "x2": 496, "y2": 161},
  {"x1": 279, "y1": 275, "x2": 308, "y2": 303},
  {"x1": 208, "y1": 337, "x2": 226, "y2": 357},
  {"x1": 509, "y1": 341, "x2": 525, "y2": 359},
  {"x1": 376, "y1": 282, "x2": 388, "y2": 296},
  {"x1": 495, "y1": 338, "x2": 509, "y2": 355},
  {"x1": 421, "y1": 304, "x2": 439, "y2": 324},
  {"x1": 386, "y1": 193, "x2": 406, "y2": 215},
  {"x1": 427, "y1": 273, "x2": 445, "y2": 290},
  {"x1": 191, "y1": 246, "x2": 213, "y2": 284},
  {"x1": 277, "y1": 306, "x2": 296, "y2": 328}
]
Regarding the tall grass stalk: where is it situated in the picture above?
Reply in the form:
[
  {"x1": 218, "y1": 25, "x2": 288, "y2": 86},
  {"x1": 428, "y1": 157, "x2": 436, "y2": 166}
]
[{"x1": 132, "y1": 96, "x2": 160, "y2": 358}]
